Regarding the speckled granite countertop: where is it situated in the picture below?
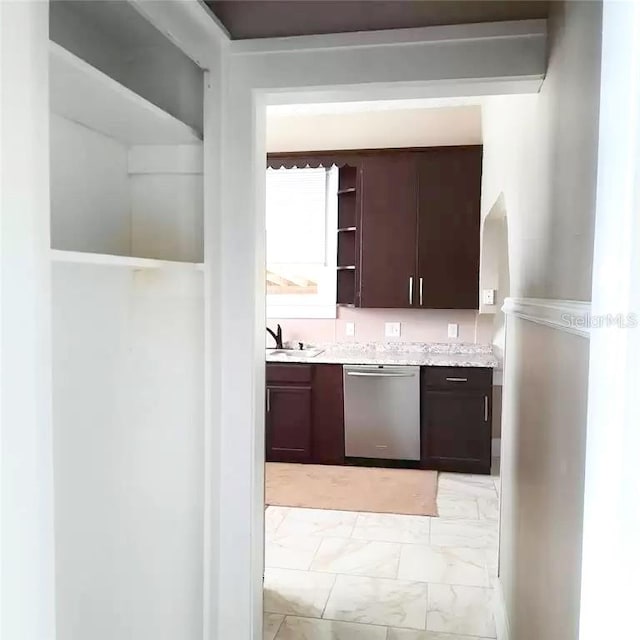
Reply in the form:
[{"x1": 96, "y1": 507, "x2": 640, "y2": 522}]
[{"x1": 266, "y1": 342, "x2": 500, "y2": 368}]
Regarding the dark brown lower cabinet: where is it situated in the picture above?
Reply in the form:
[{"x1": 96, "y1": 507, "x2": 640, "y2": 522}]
[
  {"x1": 266, "y1": 384, "x2": 312, "y2": 462},
  {"x1": 266, "y1": 363, "x2": 344, "y2": 464},
  {"x1": 266, "y1": 362, "x2": 493, "y2": 472},
  {"x1": 420, "y1": 367, "x2": 492, "y2": 474},
  {"x1": 312, "y1": 365, "x2": 345, "y2": 465}
]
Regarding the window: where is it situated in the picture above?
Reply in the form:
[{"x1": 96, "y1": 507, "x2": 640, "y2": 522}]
[{"x1": 266, "y1": 166, "x2": 338, "y2": 318}]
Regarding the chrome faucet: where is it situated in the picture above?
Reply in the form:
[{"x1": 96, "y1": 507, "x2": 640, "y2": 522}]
[{"x1": 266, "y1": 324, "x2": 284, "y2": 349}]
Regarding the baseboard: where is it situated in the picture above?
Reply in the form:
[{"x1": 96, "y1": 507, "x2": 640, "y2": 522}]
[
  {"x1": 492, "y1": 438, "x2": 501, "y2": 458},
  {"x1": 493, "y1": 577, "x2": 511, "y2": 640}
]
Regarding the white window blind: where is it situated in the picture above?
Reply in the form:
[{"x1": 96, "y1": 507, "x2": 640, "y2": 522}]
[
  {"x1": 265, "y1": 166, "x2": 338, "y2": 318},
  {"x1": 266, "y1": 167, "x2": 328, "y2": 265}
]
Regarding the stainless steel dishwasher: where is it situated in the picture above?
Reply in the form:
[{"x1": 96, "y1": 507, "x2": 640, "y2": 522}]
[{"x1": 343, "y1": 365, "x2": 420, "y2": 461}]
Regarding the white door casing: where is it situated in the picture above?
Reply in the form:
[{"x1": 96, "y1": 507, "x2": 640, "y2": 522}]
[{"x1": 213, "y1": 19, "x2": 546, "y2": 640}]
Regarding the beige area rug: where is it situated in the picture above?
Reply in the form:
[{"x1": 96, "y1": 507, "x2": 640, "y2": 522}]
[{"x1": 265, "y1": 462, "x2": 438, "y2": 516}]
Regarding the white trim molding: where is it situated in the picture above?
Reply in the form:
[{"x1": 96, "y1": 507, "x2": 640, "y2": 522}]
[
  {"x1": 502, "y1": 297, "x2": 592, "y2": 338},
  {"x1": 231, "y1": 19, "x2": 546, "y2": 55},
  {"x1": 493, "y1": 577, "x2": 511, "y2": 640}
]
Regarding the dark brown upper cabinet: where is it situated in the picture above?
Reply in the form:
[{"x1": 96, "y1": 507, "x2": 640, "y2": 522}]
[
  {"x1": 266, "y1": 147, "x2": 482, "y2": 310},
  {"x1": 359, "y1": 147, "x2": 482, "y2": 310},
  {"x1": 416, "y1": 147, "x2": 482, "y2": 309},
  {"x1": 359, "y1": 153, "x2": 418, "y2": 308}
]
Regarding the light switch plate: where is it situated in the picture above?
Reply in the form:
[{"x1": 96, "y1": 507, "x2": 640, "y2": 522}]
[
  {"x1": 385, "y1": 322, "x2": 401, "y2": 338},
  {"x1": 345, "y1": 322, "x2": 355, "y2": 337},
  {"x1": 482, "y1": 288, "x2": 496, "y2": 305},
  {"x1": 448, "y1": 323, "x2": 459, "y2": 339}
]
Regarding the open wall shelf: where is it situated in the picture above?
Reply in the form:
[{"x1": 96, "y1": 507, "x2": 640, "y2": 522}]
[
  {"x1": 336, "y1": 165, "x2": 360, "y2": 306},
  {"x1": 51, "y1": 249, "x2": 204, "y2": 272},
  {"x1": 49, "y1": 7, "x2": 206, "y2": 638},
  {"x1": 50, "y1": 42, "x2": 202, "y2": 146}
]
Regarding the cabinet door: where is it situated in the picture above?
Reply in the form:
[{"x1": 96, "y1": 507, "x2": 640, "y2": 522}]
[
  {"x1": 416, "y1": 147, "x2": 482, "y2": 309},
  {"x1": 312, "y1": 365, "x2": 345, "y2": 465},
  {"x1": 421, "y1": 389, "x2": 491, "y2": 474},
  {"x1": 359, "y1": 153, "x2": 417, "y2": 308},
  {"x1": 266, "y1": 384, "x2": 312, "y2": 463}
]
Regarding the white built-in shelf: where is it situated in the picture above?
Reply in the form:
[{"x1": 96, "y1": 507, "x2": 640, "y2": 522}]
[
  {"x1": 49, "y1": 42, "x2": 202, "y2": 145},
  {"x1": 51, "y1": 249, "x2": 204, "y2": 271}
]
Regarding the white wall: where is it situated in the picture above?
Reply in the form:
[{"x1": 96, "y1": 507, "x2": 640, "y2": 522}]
[
  {"x1": 130, "y1": 173, "x2": 204, "y2": 262},
  {"x1": 269, "y1": 308, "x2": 495, "y2": 345},
  {"x1": 50, "y1": 115, "x2": 131, "y2": 255},
  {"x1": 50, "y1": 117, "x2": 204, "y2": 262},
  {"x1": 580, "y1": 1, "x2": 640, "y2": 637},
  {"x1": 0, "y1": 2, "x2": 55, "y2": 638},
  {"x1": 500, "y1": 314, "x2": 591, "y2": 639},
  {"x1": 481, "y1": 2, "x2": 602, "y2": 638},
  {"x1": 52, "y1": 263, "x2": 204, "y2": 640},
  {"x1": 128, "y1": 145, "x2": 204, "y2": 262},
  {"x1": 482, "y1": 9, "x2": 601, "y2": 302}
]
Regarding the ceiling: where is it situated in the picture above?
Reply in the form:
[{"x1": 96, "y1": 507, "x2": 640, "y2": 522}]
[
  {"x1": 206, "y1": 0, "x2": 549, "y2": 40},
  {"x1": 266, "y1": 103, "x2": 483, "y2": 152}
]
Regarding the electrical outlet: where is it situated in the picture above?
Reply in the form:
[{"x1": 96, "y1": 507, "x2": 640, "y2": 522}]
[
  {"x1": 448, "y1": 323, "x2": 459, "y2": 339},
  {"x1": 482, "y1": 289, "x2": 496, "y2": 305},
  {"x1": 384, "y1": 322, "x2": 401, "y2": 338},
  {"x1": 345, "y1": 322, "x2": 355, "y2": 337}
]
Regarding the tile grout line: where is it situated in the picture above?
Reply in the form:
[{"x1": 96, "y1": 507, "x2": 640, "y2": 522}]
[
  {"x1": 272, "y1": 613, "x2": 286, "y2": 639},
  {"x1": 391, "y1": 542, "x2": 402, "y2": 580},
  {"x1": 319, "y1": 573, "x2": 338, "y2": 620},
  {"x1": 291, "y1": 614, "x2": 398, "y2": 637},
  {"x1": 424, "y1": 582, "x2": 430, "y2": 632},
  {"x1": 305, "y1": 534, "x2": 326, "y2": 571},
  {"x1": 272, "y1": 506, "x2": 290, "y2": 537},
  {"x1": 314, "y1": 610, "x2": 420, "y2": 634},
  {"x1": 305, "y1": 533, "x2": 404, "y2": 580},
  {"x1": 346, "y1": 512, "x2": 359, "y2": 538}
]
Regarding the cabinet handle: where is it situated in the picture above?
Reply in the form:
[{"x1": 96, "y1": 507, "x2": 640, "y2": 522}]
[
  {"x1": 408, "y1": 277, "x2": 413, "y2": 305},
  {"x1": 484, "y1": 395, "x2": 489, "y2": 422},
  {"x1": 267, "y1": 388, "x2": 271, "y2": 413},
  {"x1": 445, "y1": 377, "x2": 468, "y2": 382},
  {"x1": 419, "y1": 277, "x2": 423, "y2": 306}
]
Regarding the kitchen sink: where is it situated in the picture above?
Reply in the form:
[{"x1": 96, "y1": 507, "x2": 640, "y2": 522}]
[{"x1": 267, "y1": 348, "x2": 324, "y2": 358}]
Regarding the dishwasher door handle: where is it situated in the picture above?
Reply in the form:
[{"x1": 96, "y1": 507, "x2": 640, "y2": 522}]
[{"x1": 346, "y1": 371, "x2": 416, "y2": 378}]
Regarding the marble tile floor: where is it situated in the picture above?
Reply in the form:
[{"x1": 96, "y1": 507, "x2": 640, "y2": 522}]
[{"x1": 264, "y1": 464, "x2": 500, "y2": 640}]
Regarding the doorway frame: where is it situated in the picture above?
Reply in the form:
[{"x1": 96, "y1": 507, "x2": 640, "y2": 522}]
[{"x1": 207, "y1": 20, "x2": 547, "y2": 640}]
